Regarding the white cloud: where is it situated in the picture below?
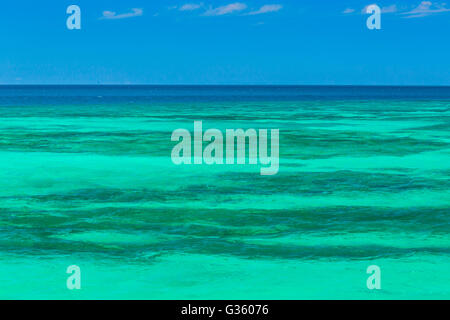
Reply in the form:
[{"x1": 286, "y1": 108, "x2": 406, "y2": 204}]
[
  {"x1": 203, "y1": 2, "x2": 247, "y2": 16},
  {"x1": 381, "y1": 4, "x2": 398, "y2": 13},
  {"x1": 247, "y1": 4, "x2": 283, "y2": 15},
  {"x1": 361, "y1": 4, "x2": 398, "y2": 14},
  {"x1": 101, "y1": 8, "x2": 143, "y2": 20},
  {"x1": 180, "y1": 3, "x2": 203, "y2": 11},
  {"x1": 402, "y1": 1, "x2": 450, "y2": 18},
  {"x1": 343, "y1": 8, "x2": 355, "y2": 14}
]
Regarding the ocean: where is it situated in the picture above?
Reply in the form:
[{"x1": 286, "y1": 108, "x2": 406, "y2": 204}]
[{"x1": 0, "y1": 85, "x2": 449, "y2": 299}]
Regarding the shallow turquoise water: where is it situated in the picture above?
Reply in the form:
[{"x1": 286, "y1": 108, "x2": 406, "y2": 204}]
[{"x1": 0, "y1": 86, "x2": 449, "y2": 299}]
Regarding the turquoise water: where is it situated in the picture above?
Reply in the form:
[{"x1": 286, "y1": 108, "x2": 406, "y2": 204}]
[{"x1": 0, "y1": 86, "x2": 449, "y2": 299}]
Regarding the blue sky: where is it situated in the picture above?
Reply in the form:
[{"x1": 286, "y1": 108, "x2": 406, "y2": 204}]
[{"x1": 0, "y1": 0, "x2": 449, "y2": 85}]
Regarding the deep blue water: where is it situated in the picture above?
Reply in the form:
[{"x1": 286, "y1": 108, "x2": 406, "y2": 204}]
[{"x1": 1, "y1": 85, "x2": 450, "y2": 106}]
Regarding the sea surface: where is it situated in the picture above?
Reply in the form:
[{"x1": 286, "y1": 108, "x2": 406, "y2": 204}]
[{"x1": 0, "y1": 85, "x2": 449, "y2": 299}]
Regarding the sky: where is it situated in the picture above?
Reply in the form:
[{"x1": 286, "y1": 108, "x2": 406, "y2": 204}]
[{"x1": 0, "y1": 0, "x2": 449, "y2": 85}]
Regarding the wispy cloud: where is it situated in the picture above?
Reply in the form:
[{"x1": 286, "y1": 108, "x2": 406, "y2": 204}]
[
  {"x1": 381, "y1": 4, "x2": 398, "y2": 13},
  {"x1": 342, "y1": 8, "x2": 355, "y2": 14},
  {"x1": 101, "y1": 8, "x2": 143, "y2": 20},
  {"x1": 253, "y1": 21, "x2": 265, "y2": 26},
  {"x1": 361, "y1": 4, "x2": 398, "y2": 14},
  {"x1": 180, "y1": 3, "x2": 204, "y2": 11},
  {"x1": 402, "y1": 1, "x2": 450, "y2": 18},
  {"x1": 203, "y1": 2, "x2": 247, "y2": 16},
  {"x1": 247, "y1": 4, "x2": 283, "y2": 15}
]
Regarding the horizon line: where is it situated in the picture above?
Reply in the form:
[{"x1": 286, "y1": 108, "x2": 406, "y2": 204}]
[{"x1": 1, "y1": 84, "x2": 450, "y2": 87}]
